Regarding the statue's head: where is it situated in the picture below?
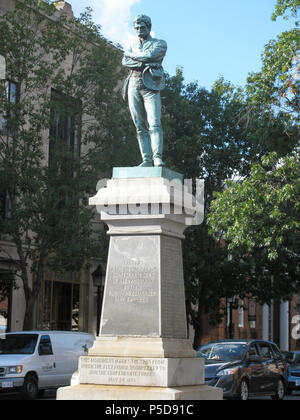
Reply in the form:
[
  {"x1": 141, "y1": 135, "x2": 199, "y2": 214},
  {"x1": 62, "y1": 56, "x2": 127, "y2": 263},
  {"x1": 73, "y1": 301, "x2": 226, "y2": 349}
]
[{"x1": 133, "y1": 15, "x2": 152, "y2": 39}]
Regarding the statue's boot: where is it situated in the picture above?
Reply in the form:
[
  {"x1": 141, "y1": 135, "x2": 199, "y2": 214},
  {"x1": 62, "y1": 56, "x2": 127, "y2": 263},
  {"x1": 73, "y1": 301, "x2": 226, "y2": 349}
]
[
  {"x1": 137, "y1": 134, "x2": 153, "y2": 167},
  {"x1": 150, "y1": 129, "x2": 165, "y2": 167}
]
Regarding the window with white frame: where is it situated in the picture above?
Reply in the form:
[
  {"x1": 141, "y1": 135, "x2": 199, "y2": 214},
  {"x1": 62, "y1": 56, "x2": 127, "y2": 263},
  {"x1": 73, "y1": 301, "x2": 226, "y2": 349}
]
[
  {"x1": 238, "y1": 299, "x2": 244, "y2": 328},
  {"x1": 1, "y1": 80, "x2": 17, "y2": 133}
]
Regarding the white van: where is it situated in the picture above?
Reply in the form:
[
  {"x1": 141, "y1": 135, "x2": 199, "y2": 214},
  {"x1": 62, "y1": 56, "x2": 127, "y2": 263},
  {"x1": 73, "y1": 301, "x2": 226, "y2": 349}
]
[{"x1": 0, "y1": 331, "x2": 94, "y2": 399}]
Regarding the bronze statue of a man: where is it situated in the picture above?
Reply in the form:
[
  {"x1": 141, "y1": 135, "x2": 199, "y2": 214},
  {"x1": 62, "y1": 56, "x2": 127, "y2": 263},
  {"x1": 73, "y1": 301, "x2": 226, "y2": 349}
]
[{"x1": 122, "y1": 15, "x2": 167, "y2": 167}]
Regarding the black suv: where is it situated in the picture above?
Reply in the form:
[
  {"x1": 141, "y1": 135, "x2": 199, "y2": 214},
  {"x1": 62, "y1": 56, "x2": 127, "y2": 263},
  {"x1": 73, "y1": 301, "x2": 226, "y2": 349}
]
[{"x1": 197, "y1": 339, "x2": 287, "y2": 400}]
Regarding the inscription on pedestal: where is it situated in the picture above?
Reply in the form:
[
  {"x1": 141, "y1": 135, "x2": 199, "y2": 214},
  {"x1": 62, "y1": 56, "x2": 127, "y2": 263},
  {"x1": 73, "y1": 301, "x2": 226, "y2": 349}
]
[
  {"x1": 108, "y1": 263, "x2": 157, "y2": 305},
  {"x1": 79, "y1": 356, "x2": 205, "y2": 387},
  {"x1": 80, "y1": 357, "x2": 167, "y2": 386},
  {"x1": 100, "y1": 236, "x2": 160, "y2": 336}
]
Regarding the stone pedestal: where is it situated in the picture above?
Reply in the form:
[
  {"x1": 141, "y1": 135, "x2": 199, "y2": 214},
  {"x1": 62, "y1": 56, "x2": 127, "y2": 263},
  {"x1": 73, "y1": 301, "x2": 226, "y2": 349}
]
[
  {"x1": 57, "y1": 384, "x2": 222, "y2": 400},
  {"x1": 57, "y1": 168, "x2": 222, "y2": 401}
]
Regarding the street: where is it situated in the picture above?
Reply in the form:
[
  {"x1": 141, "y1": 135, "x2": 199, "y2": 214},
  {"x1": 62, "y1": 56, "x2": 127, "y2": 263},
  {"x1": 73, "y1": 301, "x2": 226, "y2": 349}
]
[
  {"x1": 0, "y1": 389, "x2": 57, "y2": 400},
  {"x1": 250, "y1": 391, "x2": 300, "y2": 400}
]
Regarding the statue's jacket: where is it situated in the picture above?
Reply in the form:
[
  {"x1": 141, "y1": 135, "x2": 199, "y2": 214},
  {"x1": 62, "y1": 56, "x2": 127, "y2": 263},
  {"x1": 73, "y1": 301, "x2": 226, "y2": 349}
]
[{"x1": 122, "y1": 35, "x2": 167, "y2": 101}]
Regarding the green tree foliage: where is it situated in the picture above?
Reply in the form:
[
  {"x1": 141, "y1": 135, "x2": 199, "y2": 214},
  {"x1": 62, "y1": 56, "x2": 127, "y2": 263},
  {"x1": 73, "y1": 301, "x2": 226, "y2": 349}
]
[
  {"x1": 0, "y1": 0, "x2": 135, "y2": 329},
  {"x1": 272, "y1": 0, "x2": 300, "y2": 23},
  {"x1": 207, "y1": 152, "x2": 300, "y2": 302},
  {"x1": 206, "y1": 0, "x2": 300, "y2": 316},
  {"x1": 208, "y1": 153, "x2": 299, "y2": 260},
  {"x1": 161, "y1": 69, "x2": 297, "y2": 347},
  {"x1": 247, "y1": 0, "x2": 299, "y2": 131}
]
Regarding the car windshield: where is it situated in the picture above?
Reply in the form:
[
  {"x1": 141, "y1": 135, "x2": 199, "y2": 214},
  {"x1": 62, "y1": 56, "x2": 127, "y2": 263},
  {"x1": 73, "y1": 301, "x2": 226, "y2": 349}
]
[
  {"x1": 0, "y1": 334, "x2": 38, "y2": 355},
  {"x1": 198, "y1": 343, "x2": 247, "y2": 363},
  {"x1": 292, "y1": 354, "x2": 300, "y2": 367}
]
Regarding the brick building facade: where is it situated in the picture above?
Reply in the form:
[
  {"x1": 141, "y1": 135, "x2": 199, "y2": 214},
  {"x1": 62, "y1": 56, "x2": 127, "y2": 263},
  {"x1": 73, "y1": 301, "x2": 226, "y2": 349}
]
[{"x1": 200, "y1": 296, "x2": 300, "y2": 351}]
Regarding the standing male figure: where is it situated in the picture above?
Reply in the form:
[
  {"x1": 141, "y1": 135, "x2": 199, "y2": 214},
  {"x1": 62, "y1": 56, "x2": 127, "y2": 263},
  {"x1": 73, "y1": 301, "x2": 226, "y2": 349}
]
[{"x1": 122, "y1": 15, "x2": 167, "y2": 167}]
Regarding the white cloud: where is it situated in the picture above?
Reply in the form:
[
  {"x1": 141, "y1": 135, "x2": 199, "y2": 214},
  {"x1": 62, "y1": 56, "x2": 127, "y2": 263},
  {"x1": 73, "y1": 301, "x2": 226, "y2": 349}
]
[{"x1": 89, "y1": 0, "x2": 141, "y2": 47}]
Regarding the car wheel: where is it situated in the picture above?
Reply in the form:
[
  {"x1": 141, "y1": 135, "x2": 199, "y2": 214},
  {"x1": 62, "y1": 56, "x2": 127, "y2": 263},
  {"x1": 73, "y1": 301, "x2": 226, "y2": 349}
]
[
  {"x1": 21, "y1": 374, "x2": 39, "y2": 400},
  {"x1": 272, "y1": 379, "x2": 285, "y2": 401},
  {"x1": 237, "y1": 379, "x2": 249, "y2": 401}
]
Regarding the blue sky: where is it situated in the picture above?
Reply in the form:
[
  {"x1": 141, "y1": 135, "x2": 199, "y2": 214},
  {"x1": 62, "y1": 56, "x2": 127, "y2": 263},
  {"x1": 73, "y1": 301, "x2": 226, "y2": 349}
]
[{"x1": 68, "y1": 0, "x2": 294, "y2": 90}]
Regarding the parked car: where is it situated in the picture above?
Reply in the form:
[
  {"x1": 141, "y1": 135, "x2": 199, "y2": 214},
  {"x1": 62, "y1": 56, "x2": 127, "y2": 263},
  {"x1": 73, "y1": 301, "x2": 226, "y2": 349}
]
[
  {"x1": 197, "y1": 339, "x2": 287, "y2": 400},
  {"x1": 286, "y1": 351, "x2": 300, "y2": 395},
  {"x1": 281, "y1": 350, "x2": 294, "y2": 364},
  {"x1": 0, "y1": 331, "x2": 94, "y2": 399}
]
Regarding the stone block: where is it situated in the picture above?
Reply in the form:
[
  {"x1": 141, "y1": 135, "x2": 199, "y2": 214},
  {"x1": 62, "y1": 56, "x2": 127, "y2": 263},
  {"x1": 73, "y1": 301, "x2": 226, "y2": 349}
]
[
  {"x1": 57, "y1": 384, "x2": 223, "y2": 401},
  {"x1": 78, "y1": 356, "x2": 204, "y2": 387},
  {"x1": 112, "y1": 167, "x2": 184, "y2": 182},
  {"x1": 88, "y1": 337, "x2": 196, "y2": 358}
]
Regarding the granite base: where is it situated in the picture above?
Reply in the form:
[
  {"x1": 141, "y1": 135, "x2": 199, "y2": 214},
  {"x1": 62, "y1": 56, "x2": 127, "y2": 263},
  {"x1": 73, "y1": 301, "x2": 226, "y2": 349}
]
[{"x1": 57, "y1": 384, "x2": 223, "y2": 400}]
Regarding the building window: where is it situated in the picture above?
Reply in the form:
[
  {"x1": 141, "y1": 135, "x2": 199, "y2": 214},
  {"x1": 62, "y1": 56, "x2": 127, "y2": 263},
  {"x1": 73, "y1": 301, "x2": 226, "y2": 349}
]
[
  {"x1": 36, "y1": 267, "x2": 89, "y2": 332},
  {"x1": 1, "y1": 80, "x2": 16, "y2": 221},
  {"x1": 0, "y1": 190, "x2": 5, "y2": 220},
  {"x1": 47, "y1": 90, "x2": 82, "y2": 221},
  {"x1": 1, "y1": 80, "x2": 17, "y2": 134},
  {"x1": 0, "y1": 189, "x2": 12, "y2": 221},
  {"x1": 0, "y1": 271, "x2": 13, "y2": 332},
  {"x1": 238, "y1": 300, "x2": 244, "y2": 328},
  {"x1": 248, "y1": 298, "x2": 256, "y2": 329},
  {"x1": 49, "y1": 89, "x2": 81, "y2": 171}
]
